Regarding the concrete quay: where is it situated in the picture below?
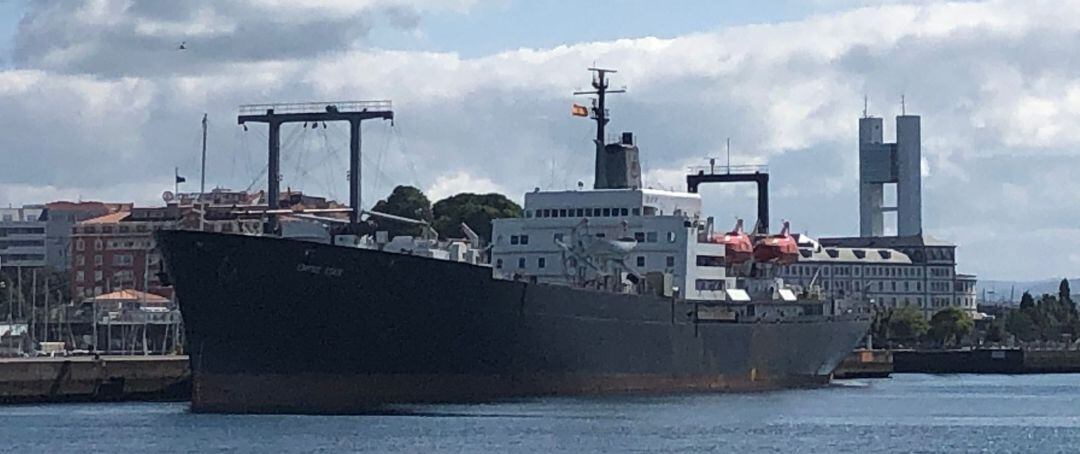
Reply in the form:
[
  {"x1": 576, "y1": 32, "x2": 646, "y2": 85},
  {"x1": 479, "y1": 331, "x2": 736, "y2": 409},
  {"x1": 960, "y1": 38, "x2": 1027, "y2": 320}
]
[{"x1": 0, "y1": 355, "x2": 190, "y2": 404}]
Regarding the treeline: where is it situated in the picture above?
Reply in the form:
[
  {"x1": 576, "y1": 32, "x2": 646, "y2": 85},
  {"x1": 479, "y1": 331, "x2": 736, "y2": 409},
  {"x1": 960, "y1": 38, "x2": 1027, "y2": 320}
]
[
  {"x1": 365, "y1": 185, "x2": 522, "y2": 241},
  {"x1": 872, "y1": 279, "x2": 1076, "y2": 348},
  {"x1": 871, "y1": 306, "x2": 973, "y2": 348},
  {"x1": 992, "y1": 280, "x2": 1076, "y2": 343}
]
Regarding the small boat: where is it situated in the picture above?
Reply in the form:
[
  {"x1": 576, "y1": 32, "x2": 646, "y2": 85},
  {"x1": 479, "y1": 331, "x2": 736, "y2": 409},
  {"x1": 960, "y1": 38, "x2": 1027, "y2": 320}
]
[
  {"x1": 753, "y1": 220, "x2": 799, "y2": 265},
  {"x1": 714, "y1": 219, "x2": 753, "y2": 265}
]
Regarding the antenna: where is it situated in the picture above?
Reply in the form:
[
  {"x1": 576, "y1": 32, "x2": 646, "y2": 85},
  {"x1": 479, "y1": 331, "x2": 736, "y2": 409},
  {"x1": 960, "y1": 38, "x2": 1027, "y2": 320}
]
[
  {"x1": 726, "y1": 137, "x2": 731, "y2": 173},
  {"x1": 901, "y1": 94, "x2": 906, "y2": 115},
  {"x1": 573, "y1": 67, "x2": 626, "y2": 148},
  {"x1": 863, "y1": 95, "x2": 868, "y2": 118}
]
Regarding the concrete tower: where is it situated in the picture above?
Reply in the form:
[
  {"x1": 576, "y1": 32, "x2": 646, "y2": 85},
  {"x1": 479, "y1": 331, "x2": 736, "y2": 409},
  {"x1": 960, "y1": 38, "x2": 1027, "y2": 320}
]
[{"x1": 858, "y1": 114, "x2": 922, "y2": 237}]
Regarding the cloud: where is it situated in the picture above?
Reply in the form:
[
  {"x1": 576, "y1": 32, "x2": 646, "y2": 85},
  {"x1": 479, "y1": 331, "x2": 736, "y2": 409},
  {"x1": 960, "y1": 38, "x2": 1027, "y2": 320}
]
[
  {"x1": 11, "y1": 0, "x2": 479, "y2": 76},
  {"x1": 1, "y1": 0, "x2": 1079, "y2": 280},
  {"x1": 424, "y1": 171, "x2": 506, "y2": 202}
]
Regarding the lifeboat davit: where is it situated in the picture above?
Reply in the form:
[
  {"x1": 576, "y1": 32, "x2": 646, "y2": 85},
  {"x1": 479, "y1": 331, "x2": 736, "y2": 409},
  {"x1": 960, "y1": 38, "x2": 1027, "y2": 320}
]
[
  {"x1": 753, "y1": 220, "x2": 799, "y2": 265},
  {"x1": 715, "y1": 219, "x2": 753, "y2": 265}
]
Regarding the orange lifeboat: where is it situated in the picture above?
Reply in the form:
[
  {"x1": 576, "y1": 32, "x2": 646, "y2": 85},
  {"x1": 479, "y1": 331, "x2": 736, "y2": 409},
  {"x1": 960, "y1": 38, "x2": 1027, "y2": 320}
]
[
  {"x1": 752, "y1": 221, "x2": 799, "y2": 265},
  {"x1": 716, "y1": 219, "x2": 753, "y2": 265}
]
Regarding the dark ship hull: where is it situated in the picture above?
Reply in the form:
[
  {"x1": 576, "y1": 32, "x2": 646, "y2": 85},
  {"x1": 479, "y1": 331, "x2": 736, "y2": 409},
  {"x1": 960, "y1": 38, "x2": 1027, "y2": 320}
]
[{"x1": 158, "y1": 230, "x2": 869, "y2": 414}]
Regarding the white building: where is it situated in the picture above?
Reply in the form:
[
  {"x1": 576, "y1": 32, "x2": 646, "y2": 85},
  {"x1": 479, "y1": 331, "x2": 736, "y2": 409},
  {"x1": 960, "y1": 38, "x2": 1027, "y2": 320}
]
[
  {"x1": 0, "y1": 205, "x2": 47, "y2": 268},
  {"x1": 779, "y1": 235, "x2": 976, "y2": 318}
]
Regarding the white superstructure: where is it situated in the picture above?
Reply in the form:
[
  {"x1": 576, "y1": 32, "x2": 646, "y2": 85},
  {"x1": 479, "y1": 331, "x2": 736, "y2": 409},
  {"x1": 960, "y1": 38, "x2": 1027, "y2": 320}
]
[{"x1": 491, "y1": 188, "x2": 738, "y2": 302}]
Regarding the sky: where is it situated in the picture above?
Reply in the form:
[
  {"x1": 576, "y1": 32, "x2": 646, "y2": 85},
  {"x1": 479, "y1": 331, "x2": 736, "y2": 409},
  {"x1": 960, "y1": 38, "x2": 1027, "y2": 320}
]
[{"x1": 0, "y1": 0, "x2": 1077, "y2": 281}]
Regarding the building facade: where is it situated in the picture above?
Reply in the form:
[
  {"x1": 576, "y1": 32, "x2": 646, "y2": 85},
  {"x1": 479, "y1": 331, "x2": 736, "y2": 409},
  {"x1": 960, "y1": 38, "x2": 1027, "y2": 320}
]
[
  {"x1": 68, "y1": 189, "x2": 330, "y2": 300},
  {"x1": 0, "y1": 205, "x2": 47, "y2": 269},
  {"x1": 780, "y1": 235, "x2": 977, "y2": 318},
  {"x1": 787, "y1": 112, "x2": 978, "y2": 318},
  {"x1": 43, "y1": 201, "x2": 130, "y2": 271}
]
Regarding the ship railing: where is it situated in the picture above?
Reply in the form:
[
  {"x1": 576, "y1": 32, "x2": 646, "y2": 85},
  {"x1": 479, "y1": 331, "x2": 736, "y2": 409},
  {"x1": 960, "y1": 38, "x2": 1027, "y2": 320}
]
[
  {"x1": 687, "y1": 164, "x2": 769, "y2": 175},
  {"x1": 239, "y1": 100, "x2": 393, "y2": 115}
]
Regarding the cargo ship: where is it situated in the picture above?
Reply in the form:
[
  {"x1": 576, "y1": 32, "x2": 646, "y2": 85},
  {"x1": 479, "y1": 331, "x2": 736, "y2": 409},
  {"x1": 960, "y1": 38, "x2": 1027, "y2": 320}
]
[{"x1": 158, "y1": 68, "x2": 871, "y2": 414}]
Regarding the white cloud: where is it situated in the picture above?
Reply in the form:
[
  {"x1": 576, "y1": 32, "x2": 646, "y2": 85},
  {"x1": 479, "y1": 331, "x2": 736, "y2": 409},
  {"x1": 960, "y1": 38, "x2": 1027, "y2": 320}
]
[
  {"x1": 1, "y1": 0, "x2": 1080, "y2": 279},
  {"x1": 425, "y1": 171, "x2": 506, "y2": 202}
]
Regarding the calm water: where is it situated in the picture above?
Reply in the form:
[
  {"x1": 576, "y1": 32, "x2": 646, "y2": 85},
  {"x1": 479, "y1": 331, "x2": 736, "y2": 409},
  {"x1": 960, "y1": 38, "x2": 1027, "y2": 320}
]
[{"x1": 2, "y1": 374, "x2": 1080, "y2": 453}]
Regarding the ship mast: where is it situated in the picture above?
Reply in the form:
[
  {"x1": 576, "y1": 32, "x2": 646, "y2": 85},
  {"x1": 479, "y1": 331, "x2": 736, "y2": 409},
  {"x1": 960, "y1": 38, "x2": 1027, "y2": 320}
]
[
  {"x1": 238, "y1": 101, "x2": 394, "y2": 234},
  {"x1": 574, "y1": 68, "x2": 625, "y2": 189},
  {"x1": 200, "y1": 113, "x2": 208, "y2": 197}
]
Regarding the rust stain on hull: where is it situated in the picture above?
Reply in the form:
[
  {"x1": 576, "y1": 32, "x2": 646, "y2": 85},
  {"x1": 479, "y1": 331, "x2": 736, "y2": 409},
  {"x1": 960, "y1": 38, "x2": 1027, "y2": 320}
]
[{"x1": 192, "y1": 372, "x2": 831, "y2": 414}]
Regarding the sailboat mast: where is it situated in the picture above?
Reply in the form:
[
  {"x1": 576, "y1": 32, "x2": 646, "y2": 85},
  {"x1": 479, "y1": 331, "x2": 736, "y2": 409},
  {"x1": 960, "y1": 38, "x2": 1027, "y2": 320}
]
[{"x1": 200, "y1": 113, "x2": 208, "y2": 196}]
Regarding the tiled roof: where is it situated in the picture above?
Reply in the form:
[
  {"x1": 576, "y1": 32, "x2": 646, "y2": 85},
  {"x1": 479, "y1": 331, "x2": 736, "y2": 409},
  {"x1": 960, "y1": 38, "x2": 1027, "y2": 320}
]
[
  {"x1": 78, "y1": 211, "x2": 130, "y2": 225},
  {"x1": 89, "y1": 289, "x2": 170, "y2": 304}
]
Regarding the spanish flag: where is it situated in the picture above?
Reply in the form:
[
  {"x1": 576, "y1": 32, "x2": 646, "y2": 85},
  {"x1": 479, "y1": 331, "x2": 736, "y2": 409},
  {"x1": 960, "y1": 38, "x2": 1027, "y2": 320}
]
[{"x1": 571, "y1": 104, "x2": 589, "y2": 117}]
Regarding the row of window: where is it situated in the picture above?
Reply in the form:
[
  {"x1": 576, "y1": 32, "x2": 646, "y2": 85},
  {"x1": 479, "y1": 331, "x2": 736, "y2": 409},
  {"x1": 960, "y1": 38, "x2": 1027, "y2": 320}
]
[
  {"x1": 785, "y1": 264, "x2": 933, "y2": 279},
  {"x1": 0, "y1": 227, "x2": 45, "y2": 235},
  {"x1": 1, "y1": 214, "x2": 38, "y2": 222},
  {"x1": 929, "y1": 267, "x2": 953, "y2": 277},
  {"x1": 0, "y1": 240, "x2": 45, "y2": 248},
  {"x1": 497, "y1": 255, "x2": 677, "y2": 270},
  {"x1": 75, "y1": 253, "x2": 159, "y2": 267},
  {"x1": 75, "y1": 269, "x2": 141, "y2": 283},
  {"x1": 0, "y1": 253, "x2": 45, "y2": 261},
  {"x1": 77, "y1": 224, "x2": 151, "y2": 234},
  {"x1": 695, "y1": 279, "x2": 726, "y2": 291},
  {"x1": 76, "y1": 238, "x2": 154, "y2": 252},
  {"x1": 507, "y1": 231, "x2": 675, "y2": 246},
  {"x1": 527, "y1": 207, "x2": 641, "y2": 219}
]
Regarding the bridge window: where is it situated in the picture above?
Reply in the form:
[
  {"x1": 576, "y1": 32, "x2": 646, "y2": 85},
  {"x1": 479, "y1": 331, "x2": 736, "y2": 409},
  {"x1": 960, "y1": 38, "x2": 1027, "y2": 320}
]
[
  {"x1": 585, "y1": 208, "x2": 593, "y2": 217},
  {"x1": 620, "y1": 208, "x2": 629, "y2": 216},
  {"x1": 559, "y1": 209, "x2": 567, "y2": 217},
  {"x1": 632, "y1": 208, "x2": 640, "y2": 216},
  {"x1": 602, "y1": 208, "x2": 611, "y2": 217},
  {"x1": 636, "y1": 256, "x2": 645, "y2": 267},
  {"x1": 646, "y1": 232, "x2": 658, "y2": 243},
  {"x1": 520, "y1": 235, "x2": 529, "y2": 245},
  {"x1": 538, "y1": 257, "x2": 546, "y2": 269},
  {"x1": 554, "y1": 233, "x2": 564, "y2": 243},
  {"x1": 666, "y1": 256, "x2": 675, "y2": 267},
  {"x1": 511, "y1": 235, "x2": 519, "y2": 245},
  {"x1": 696, "y1": 255, "x2": 725, "y2": 267},
  {"x1": 576, "y1": 208, "x2": 584, "y2": 217},
  {"x1": 633, "y1": 232, "x2": 645, "y2": 242},
  {"x1": 695, "y1": 279, "x2": 725, "y2": 291},
  {"x1": 518, "y1": 257, "x2": 526, "y2": 268}
]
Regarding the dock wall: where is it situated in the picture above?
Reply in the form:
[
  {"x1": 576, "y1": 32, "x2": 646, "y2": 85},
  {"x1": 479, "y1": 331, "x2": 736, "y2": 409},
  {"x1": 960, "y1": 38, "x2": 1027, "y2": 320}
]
[{"x1": 0, "y1": 356, "x2": 190, "y2": 403}]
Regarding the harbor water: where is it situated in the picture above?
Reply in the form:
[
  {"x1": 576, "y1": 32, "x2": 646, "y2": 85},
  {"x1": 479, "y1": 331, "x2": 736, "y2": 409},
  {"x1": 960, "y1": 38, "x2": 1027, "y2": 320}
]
[{"x1": 2, "y1": 374, "x2": 1079, "y2": 453}]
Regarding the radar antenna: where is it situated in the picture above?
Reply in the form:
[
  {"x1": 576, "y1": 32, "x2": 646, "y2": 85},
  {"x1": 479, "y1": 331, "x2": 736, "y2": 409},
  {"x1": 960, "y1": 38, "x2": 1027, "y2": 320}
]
[{"x1": 573, "y1": 68, "x2": 626, "y2": 147}]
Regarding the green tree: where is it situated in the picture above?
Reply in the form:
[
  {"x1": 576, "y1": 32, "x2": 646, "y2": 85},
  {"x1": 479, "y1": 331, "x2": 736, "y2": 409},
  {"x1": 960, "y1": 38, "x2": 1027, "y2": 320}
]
[
  {"x1": 886, "y1": 306, "x2": 929, "y2": 345},
  {"x1": 1019, "y1": 291, "x2": 1035, "y2": 310},
  {"x1": 986, "y1": 317, "x2": 1007, "y2": 343},
  {"x1": 870, "y1": 306, "x2": 928, "y2": 347},
  {"x1": 431, "y1": 193, "x2": 522, "y2": 242},
  {"x1": 369, "y1": 185, "x2": 433, "y2": 238},
  {"x1": 928, "y1": 307, "x2": 974, "y2": 347},
  {"x1": 1061, "y1": 279, "x2": 1074, "y2": 307},
  {"x1": 1005, "y1": 309, "x2": 1038, "y2": 342}
]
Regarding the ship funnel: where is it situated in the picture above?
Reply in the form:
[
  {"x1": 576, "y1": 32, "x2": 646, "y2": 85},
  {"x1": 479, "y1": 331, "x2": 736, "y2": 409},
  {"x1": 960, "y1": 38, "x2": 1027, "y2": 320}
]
[{"x1": 597, "y1": 132, "x2": 643, "y2": 190}]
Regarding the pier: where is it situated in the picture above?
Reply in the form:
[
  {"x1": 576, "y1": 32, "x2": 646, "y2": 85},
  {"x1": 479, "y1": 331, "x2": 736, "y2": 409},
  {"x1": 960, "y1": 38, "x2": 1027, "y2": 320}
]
[{"x1": 0, "y1": 355, "x2": 189, "y2": 404}]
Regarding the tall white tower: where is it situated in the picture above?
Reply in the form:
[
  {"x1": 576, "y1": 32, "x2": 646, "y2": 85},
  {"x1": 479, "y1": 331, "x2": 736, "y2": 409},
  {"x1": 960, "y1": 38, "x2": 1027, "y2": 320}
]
[{"x1": 858, "y1": 114, "x2": 922, "y2": 237}]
